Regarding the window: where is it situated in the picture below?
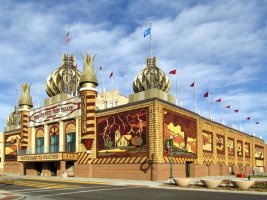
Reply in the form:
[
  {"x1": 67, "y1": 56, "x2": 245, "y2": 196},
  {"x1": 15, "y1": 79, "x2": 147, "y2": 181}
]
[
  {"x1": 50, "y1": 125, "x2": 59, "y2": 153},
  {"x1": 50, "y1": 135, "x2": 59, "y2": 153},
  {"x1": 36, "y1": 128, "x2": 44, "y2": 154},
  {"x1": 65, "y1": 122, "x2": 76, "y2": 152},
  {"x1": 66, "y1": 133, "x2": 76, "y2": 152},
  {"x1": 36, "y1": 137, "x2": 44, "y2": 153}
]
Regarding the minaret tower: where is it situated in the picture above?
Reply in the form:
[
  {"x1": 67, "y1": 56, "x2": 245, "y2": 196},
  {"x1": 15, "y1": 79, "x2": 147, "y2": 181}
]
[
  {"x1": 18, "y1": 83, "x2": 33, "y2": 149},
  {"x1": 79, "y1": 52, "x2": 98, "y2": 158}
]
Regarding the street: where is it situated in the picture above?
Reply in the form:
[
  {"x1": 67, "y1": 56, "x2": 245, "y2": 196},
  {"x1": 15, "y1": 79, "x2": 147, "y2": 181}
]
[{"x1": 0, "y1": 177, "x2": 265, "y2": 200}]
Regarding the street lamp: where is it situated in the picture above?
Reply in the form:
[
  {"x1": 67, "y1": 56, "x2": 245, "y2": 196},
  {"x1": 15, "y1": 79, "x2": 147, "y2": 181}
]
[{"x1": 169, "y1": 134, "x2": 173, "y2": 180}]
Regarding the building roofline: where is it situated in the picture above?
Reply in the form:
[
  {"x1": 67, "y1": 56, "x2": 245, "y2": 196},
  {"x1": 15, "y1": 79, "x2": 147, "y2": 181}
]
[{"x1": 96, "y1": 97, "x2": 264, "y2": 142}]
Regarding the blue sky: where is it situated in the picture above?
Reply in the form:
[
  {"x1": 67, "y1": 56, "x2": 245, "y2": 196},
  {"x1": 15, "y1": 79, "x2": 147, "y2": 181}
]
[{"x1": 0, "y1": 0, "x2": 267, "y2": 142}]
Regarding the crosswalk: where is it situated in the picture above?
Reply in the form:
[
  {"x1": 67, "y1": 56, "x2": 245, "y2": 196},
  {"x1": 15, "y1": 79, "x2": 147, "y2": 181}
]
[{"x1": 9, "y1": 180, "x2": 80, "y2": 189}]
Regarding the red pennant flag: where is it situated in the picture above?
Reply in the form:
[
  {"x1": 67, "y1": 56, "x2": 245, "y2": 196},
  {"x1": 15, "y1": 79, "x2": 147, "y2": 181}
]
[
  {"x1": 109, "y1": 72, "x2": 113, "y2": 78},
  {"x1": 204, "y1": 91, "x2": 209, "y2": 97},
  {"x1": 226, "y1": 105, "x2": 231, "y2": 109},
  {"x1": 216, "y1": 98, "x2": 222, "y2": 102},
  {"x1": 190, "y1": 82, "x2": 195, "y2": 87},
  {"x1": 256, "y1": 122, "x2": 259, "y2": 124},
  {"x1": 64, "y1": 32, "x2": 70, "y2": 45},
  {"x1": 169, "y1": 69, "x2": 176, "y2": 74},
  {"x1": 234, "y1": 109, "x2": 239, "y2": 113},
  {"x1": 246, "y1": 117, "x2": 251, "y2": 120}
]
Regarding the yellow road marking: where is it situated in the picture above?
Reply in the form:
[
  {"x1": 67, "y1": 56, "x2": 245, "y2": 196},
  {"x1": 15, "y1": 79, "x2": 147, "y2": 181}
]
[
  {"x1": 12, "y1": 180, "x2": 79, "y2": 189},
  {"x1": 22, "y1": 177, "x2": 108, "y2": 185}
]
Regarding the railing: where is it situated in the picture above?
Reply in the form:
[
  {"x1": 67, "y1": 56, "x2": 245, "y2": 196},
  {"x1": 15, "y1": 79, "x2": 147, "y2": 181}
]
[{"x1": 17, "y1": 145, "x2": 76, "y2": 155}]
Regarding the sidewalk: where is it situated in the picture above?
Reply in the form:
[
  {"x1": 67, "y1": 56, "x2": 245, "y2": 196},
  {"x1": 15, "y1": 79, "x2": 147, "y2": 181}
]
[{"x1": 1, "y1": 174, "x2": 267, "y2": 198}]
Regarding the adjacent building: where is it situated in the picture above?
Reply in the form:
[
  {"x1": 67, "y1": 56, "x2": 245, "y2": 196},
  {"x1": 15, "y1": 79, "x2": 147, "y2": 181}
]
[{"x1": 2, "y1": 52, "x2": 265, "y2": 180}]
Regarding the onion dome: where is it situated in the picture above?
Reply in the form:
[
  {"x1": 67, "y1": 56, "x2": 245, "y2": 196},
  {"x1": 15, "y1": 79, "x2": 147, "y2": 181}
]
[
  {"x1": 6, "y1": 106, "x2": 21, "y2": 126},
  {"x1": 133, "y1": 57, "x2": 170, "y2": 93},
  {"x1": 18, "y1": 82, "x2": 33, "y2": 109},
  {"x1": 46, "y1": 54, "x2": 82, "y2": 97}
]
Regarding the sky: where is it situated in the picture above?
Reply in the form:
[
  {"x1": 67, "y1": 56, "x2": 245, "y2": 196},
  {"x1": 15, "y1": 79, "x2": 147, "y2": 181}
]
[{"x1": 0, "y1": 0, "x2": 266, "y2": 142}]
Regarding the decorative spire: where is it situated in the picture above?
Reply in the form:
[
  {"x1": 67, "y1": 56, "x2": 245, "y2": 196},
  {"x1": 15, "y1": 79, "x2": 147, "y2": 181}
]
[
  {"x1": 18, "y1": 83, "x2": 33, "y2": 109},
  {"x1": 79, "y1": 52, "x2": 98, "y2": 88}
]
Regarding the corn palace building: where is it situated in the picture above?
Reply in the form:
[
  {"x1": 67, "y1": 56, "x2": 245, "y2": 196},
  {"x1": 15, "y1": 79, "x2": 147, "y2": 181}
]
[{"x1": 2, "y1": 52, "x2": 265, "y2": 180}]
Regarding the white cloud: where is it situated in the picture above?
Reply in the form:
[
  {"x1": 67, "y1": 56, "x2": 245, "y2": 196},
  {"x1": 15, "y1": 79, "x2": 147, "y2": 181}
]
[{"x1": 0, "y1": 0, "x2": 266, "y2": 141}]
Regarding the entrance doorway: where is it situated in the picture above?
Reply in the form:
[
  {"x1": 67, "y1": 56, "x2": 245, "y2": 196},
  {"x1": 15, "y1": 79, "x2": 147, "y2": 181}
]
[
  {"x1": 50, "y1": 162, "x2": 58, "y2": 176},
  {"x1": 186, "y1": 162, "x2": 192, "y2": 177},
  {"x1": 36, "y1": 163, "x2": 42, "y2": 176}
]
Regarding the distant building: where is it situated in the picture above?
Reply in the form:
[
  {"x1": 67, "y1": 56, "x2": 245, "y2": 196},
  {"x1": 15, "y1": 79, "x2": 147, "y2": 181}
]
[{"x1": 2, "y1": 52, "x2": 265, "y2": 180}]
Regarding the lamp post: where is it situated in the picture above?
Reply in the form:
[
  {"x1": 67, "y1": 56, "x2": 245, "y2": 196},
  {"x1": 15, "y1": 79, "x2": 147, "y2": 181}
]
[{"x1": 169, "y1": 135, "x2": 173, "y2": 180}]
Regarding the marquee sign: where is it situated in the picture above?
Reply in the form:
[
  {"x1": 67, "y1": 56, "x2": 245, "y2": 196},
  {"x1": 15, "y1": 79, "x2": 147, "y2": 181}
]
[
  {"x1": 30, "y1": 102, "x2": 80, "y2": 124},
  {"x1": 17, "y1": 153, "x2": 77, "y2": 162}
]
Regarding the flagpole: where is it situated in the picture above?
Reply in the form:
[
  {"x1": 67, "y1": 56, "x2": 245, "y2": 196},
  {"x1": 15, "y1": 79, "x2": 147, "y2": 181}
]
[
  {"x1": 208, "y1": 88, "x2": 211, "y2": 119},
  {"x1": 231, "y1": 111, "x2": 233, "y2": 128},
  {"x1": 100, "y1": 67, "x2": 105, "y2": 93},
  {"x1": 238, "y1": 111, "x2": 241, "y2": 131},
  {"x1": 67, "y1": 25, "x2": 70, "y2": 55},
  {"x1": 221, "y1": 101, "x2": 223, "y2": 124},
  {"x1": 150, "y1": 22, "x2": 152, "y2": 59},
  {"x1": 176, "y1": 66, "x2": 178, "y2": 105},
  {"x1": 111, "y1": 74, "x2": 114, "y2": 107},
  {"x1": 194, "y1": 82, "x2": 197, "y2": 113},
  {"x1": 250, "y1": 118, "x2": 252, "y2": 135}
]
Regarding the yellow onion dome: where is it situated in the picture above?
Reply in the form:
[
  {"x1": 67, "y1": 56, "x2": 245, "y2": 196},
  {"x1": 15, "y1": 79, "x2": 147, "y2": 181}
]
[
  {"x1": 133, "y1": 57, "x2": 171, "y2": 93},
  {"x1": 6, "y1": 106, "x2": 21, "y2": 126},
  {"x1": 46, "y1": 54, "x2": 82, "y2": 97}
]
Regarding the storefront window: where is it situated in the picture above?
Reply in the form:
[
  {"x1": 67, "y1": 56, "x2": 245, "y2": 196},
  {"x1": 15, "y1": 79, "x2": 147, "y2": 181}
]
[
  {"x1": 50, "y1": 125, "x2": 59, "y2": 153},
  {"x1": 66, "y1": 133, "x2": 75, "y2": 152},
  {"x1": 36, "y1": 137, "x2": 44, "y2": 153},
  {"x1": 50, "y1": 135, "x2": 59, "y2": 153},
  {"x1": 36, "y1": 128, "x2": 44, "y2": 154}
]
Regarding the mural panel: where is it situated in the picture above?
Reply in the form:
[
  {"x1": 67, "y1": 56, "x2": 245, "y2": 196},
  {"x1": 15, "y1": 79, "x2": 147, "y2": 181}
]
[
  {"x1": 4, "y1": 133, "x2": 21, "y2": 161},
  {"x1": 96, "y1": 108, "x2": 148, "y2": 157},
  {"x1": 163, "y1": 109, "x2": 197, "y2": 157},
  {"x1": 227, "y1": 138, "x2": 234, "y2": 156},
  {"x1": 216, "y1": 134, "x2": 225, "y2": 154},
  {"x1": 202, "y1": 131, "x2": 212, "y2": 153},
  {"x1": 255, "y1": 145, "x2": 264, "y2": 159},
  {"x1": 237, "y1": 140, "x2": 243, "y2": 157},
  {"x1": 244, "y1": 142, "x2": 250, "y2": 158}
]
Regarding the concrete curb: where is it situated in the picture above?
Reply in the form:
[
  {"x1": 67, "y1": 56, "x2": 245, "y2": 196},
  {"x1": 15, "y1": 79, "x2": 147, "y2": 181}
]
[{"x1": 1, "y1": 174, "x2": 267, "y2": 196}]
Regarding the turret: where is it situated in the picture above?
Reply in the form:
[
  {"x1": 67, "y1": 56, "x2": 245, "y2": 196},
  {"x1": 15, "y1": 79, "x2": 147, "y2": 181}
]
[
  {"x1": 18, "y1": 83, "x2": 33, "y2": 148},
  {"x1": 79, "y1": 52, "x2": 98, "y2": 158}
]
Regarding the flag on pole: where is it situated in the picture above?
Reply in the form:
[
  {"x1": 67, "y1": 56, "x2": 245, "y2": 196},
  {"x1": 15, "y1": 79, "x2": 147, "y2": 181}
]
[
  {"x1": 216, "y1": 98, "x2": 222, "y2": 102},
  {"x1": 256, "y1": 121, "x2": 259, "y2": 124},
  {"x1": 204, "y1": 91, "x2": 209, "y2": 97},
  {"x1": 109, "y1": 72, "x2": 113, "y2": 78},
  {"x1": 246, "y1": 117, "x2": 251, "y2": 120},
  {"x1": 234, "y1": 109, "x2": 239, "y2": 112},
  {"x1": 144, "y1": 27, "x2": 151, "y2": 37},
  {"x1": 226, "y1": 105, "x2": 231, "y2": 109},
  {"x1": 64, "y1": 32, "x2": 70, "y2": 44},
  {"x1": 190, "y1": 82, "x2": 195, "y2": 87},
  {"x1": 169, "y1": 69, "x2": 176, "y2": 74}
]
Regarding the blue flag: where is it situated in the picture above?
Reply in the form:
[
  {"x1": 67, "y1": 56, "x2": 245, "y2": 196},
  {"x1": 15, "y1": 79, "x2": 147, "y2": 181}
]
[{"x1": 144, "y1": 27, "x2": 151, "y2": 37}]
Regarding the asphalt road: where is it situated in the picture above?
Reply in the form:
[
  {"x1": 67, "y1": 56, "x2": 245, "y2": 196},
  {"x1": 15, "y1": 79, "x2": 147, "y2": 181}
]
[{"x1": 0, "y1": 178, "x2": 265, "y2": 200}]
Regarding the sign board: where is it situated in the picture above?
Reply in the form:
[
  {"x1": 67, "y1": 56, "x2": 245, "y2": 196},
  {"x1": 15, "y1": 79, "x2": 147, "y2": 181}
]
[
  {"x1": 29, "y1": 101, "x2": 80, "y2": 125},
  {"x1": 17, "y1": 153, "x2": 77, "y2": 162}
]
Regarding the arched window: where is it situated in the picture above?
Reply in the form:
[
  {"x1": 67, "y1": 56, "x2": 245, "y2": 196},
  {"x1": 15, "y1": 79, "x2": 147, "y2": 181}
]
[
  {"x1": 36, "y1": 128, "x2": 44, "y2": 154},
  {"x1": 65, "y1": 122, "x2": 76, "y2": 152},
  {"x1": 50, "y1": 125, "x2": 59, "y2": 153}
]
